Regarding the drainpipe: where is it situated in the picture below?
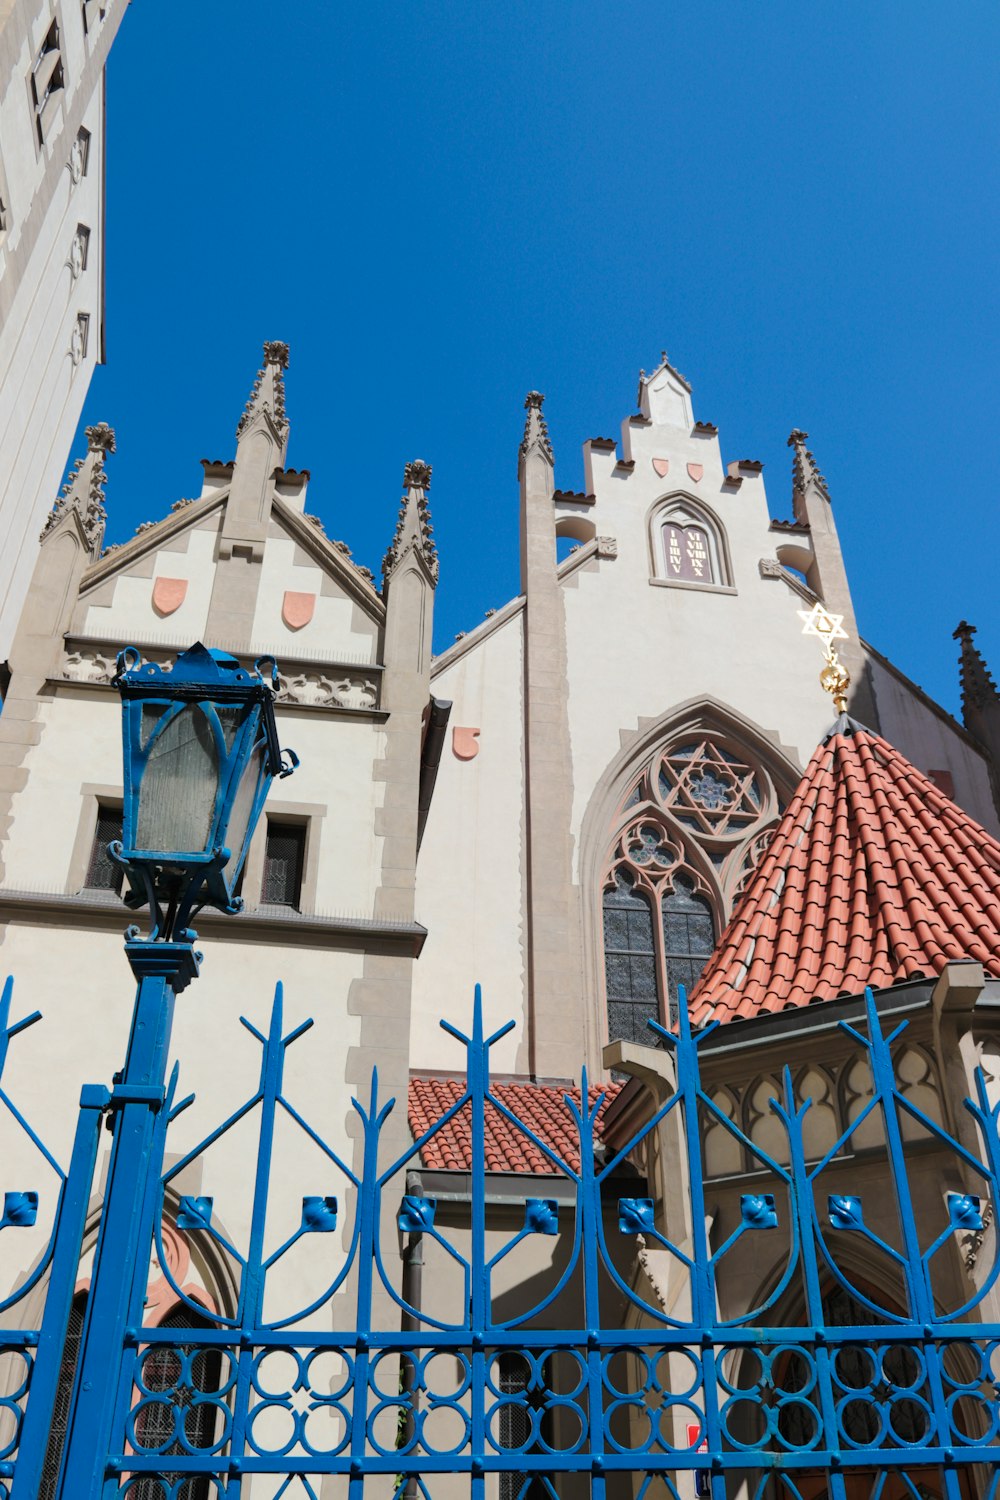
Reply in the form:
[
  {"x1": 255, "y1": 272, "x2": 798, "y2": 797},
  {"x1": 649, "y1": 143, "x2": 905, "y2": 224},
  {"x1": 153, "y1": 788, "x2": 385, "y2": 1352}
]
[{"x1": 400, "y1": 1169, "x2": 424, "y2": 1500}]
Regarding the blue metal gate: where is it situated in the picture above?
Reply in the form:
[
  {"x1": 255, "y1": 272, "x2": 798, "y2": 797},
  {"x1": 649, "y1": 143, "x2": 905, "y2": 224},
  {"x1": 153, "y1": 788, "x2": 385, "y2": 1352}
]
[{"x1": 0, "y1": 970, "x2": 999, "y2": 1499}]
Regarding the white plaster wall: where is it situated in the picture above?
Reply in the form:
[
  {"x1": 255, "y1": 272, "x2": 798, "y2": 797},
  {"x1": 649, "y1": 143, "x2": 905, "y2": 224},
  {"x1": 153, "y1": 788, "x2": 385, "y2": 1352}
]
[
  {"x1": 80, "y1": 527, "x2": 221, "y2": 644},
  {"x1": 0, "y1": 918, "x2": 365, "y2": 1323},
  {"x1": 251, "y1": 533, "x2": 378, "y2": 662},
  {"x1": 3, "y1": 687, "x2": 386, "y2": 917},
  {"x1": 0, "y1": 80, "x2": 104, "y2": 658},
  {"x1": 271, "y1": 706, "x2": 386, "y2": 916},
  {"x1": 414, "y1": 612, "x2": 526, "y2": 1070},
  {"x1": 2, "y1": 691, "x2": 120, "y2": 891},
  {"x1": 564, "y1": 420, "x2": 831, "y2": 877},
  {"x1": 868, "y1": 654, "x2": 1000, "y2": 836}
]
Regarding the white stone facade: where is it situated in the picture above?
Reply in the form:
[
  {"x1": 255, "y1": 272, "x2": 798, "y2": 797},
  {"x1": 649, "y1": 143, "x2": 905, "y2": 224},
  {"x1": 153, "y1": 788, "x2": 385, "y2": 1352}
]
[{"x1": 0, "y1": 0, "x2": 125, "y2": 660}]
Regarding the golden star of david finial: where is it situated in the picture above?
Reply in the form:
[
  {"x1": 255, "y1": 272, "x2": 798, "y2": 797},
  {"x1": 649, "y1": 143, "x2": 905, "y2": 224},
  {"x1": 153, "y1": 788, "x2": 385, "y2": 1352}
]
[
  {"x1": 798, "y1": 603, "x2": 851, "y2": 713},
  {"x1": 797, "y1": 603, "x2": 848, "y2": 643}
]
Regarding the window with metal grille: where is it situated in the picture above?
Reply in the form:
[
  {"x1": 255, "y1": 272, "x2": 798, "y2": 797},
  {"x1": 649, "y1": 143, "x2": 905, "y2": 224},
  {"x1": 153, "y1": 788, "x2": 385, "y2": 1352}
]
[
  {"x1": 85, "y1": 806, "x2": 123, "y2": 894},
  {"x1": 260, "y1": 821, "x2": 305, "y2": 908},
  {"x1": 30, "y1": 19, "x2": 65, "y2": 145},
  {"x1": 497, "y1": 1353, "x2": 550, "y2": 1500},
  {"x1": 661, "y1": 877, "x2": 714, "y2": 1024},
  {"x1": 604, "y1": 870, "x2": 659, "y2": 1048},
  {"x1": 39, "y1": 1291, "x2": 87, "y2": 1500},
  {"x1": 130, "y1": 1304, "x2": 222, "y2": 1499}
]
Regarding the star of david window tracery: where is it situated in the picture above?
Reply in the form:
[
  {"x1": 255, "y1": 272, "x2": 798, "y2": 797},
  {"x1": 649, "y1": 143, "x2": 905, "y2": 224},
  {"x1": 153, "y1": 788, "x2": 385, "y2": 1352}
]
[{"x1": 657, "y1": 739, "x2": 764, "y2": 838}]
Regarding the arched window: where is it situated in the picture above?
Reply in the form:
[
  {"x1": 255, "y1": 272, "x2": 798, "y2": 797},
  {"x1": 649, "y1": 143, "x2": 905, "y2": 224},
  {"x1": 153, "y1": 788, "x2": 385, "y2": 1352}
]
[{"x1": 600, "y1": 726, "x2": 793, "y2": 1048}]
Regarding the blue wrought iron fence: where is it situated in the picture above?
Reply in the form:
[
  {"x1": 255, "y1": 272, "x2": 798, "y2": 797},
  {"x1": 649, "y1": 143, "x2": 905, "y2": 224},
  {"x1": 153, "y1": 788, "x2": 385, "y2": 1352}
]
[{"x1": 0, "y1": 974, "x2": 998, "y2": 1499}]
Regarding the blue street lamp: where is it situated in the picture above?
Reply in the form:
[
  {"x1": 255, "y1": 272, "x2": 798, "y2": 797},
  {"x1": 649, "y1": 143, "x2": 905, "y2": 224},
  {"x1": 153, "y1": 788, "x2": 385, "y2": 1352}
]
[
  {"x1": 34, "y1": 643, "x2": 299, "y2": 1497},
  {"x1": 111, "y1": 642, "x2": 297, "y2": 942}
]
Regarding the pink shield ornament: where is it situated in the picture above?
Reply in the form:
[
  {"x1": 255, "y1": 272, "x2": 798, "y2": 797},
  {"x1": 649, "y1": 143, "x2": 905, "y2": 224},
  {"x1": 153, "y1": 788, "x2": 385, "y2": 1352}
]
[
  {"x1": 652, "y1": 458, "x2": 670, "y2": 478},
  {"x1": 453, "y1": 727, "x2": 481, "y2": 761},
  {"x1": 686, "y1": 463, "x2": 704, "y2": 483},
  {"x1": 151, "y1": 577, "x2": 188, "y2": 616},
  {"x1": 282, "y1": 591, "x2": 316, "y2": 630}
]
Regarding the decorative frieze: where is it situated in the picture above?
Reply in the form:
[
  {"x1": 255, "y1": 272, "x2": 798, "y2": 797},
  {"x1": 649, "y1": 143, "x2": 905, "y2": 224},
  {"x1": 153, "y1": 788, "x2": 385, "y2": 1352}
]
[
  {"x1": 60, "y1": 647, "x2": 380, "y2": 712},
  {"x1": 62, "y1": 647, "x2": 116, "y2": 683},
  {"x1": 277, "y1": 670, "x2": 378, "y2": 711}
]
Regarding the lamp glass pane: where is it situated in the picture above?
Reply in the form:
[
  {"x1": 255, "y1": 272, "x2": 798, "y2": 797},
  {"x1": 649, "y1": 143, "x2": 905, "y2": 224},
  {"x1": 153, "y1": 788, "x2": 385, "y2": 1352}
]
[
  {"x1": 223, "y1": 739, "x2": 265, "y2": 885},
  {"x1": 136, "y1": 704, "x2": 219, "y2": 854}
]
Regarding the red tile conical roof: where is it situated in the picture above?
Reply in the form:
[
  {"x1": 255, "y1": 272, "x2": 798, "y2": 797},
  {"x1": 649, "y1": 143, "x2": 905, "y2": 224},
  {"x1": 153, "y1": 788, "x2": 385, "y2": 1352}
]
[{"x1": 689, "y1": 717, "x2": 1000, "y2": 1025}]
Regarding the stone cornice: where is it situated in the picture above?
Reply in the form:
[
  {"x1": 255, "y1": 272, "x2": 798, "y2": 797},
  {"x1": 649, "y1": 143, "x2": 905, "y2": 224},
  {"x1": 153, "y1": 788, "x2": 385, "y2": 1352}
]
[{"x1": 0, "y1": 888, "x2": 426, "y2": 955}]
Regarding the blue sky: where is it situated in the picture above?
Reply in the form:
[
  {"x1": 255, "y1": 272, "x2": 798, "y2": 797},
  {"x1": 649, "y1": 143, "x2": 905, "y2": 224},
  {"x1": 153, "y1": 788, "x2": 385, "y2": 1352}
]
[{"x1": 75, "y1": 1, "x2": 999, "y2": 716}]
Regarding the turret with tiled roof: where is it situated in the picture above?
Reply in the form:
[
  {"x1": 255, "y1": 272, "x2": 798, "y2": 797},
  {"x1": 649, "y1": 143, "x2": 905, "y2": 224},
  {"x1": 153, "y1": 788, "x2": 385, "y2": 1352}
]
[{"x1": 689, "y1": 715, "x2": 1000, "y2": 1026}]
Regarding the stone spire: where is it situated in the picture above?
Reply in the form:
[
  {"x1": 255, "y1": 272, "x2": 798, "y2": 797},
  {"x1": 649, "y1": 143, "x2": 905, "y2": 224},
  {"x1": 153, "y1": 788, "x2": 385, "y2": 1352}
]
[
  {"x1": 382, "y1": 461, "x2": 439, "y2": 590},
  {"x1": 214, "y1": 341, "x2": 291, "y2": 592},
  {"x1": 954, "y1": 623, "x2": 1000, "y2": 825},
  {"x1": 788, "y1": 428, "x2": 831, "y2": 520},
  {"x1": 236, "y1": 340, "x2": 290, "y2": 462},
  {"x1": 955, "y1": 622, "x2": 1000, "y2": 717},
  {"x1": 784, "y1": 427, "x2": 878, "y2": 729},
  {"x1": 40, "y1": 421, "x2": 115, "y2": 558},
  {"x1": 518, "y1": 391, "x2": 553, "y2": 473}
]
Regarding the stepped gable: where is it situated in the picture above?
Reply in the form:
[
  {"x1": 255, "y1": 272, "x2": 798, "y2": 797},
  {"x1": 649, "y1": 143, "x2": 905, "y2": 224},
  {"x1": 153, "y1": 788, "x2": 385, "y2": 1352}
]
[
  {"x1": 409, "y1": 1077, "x2": 620, "y2": 1174},
  {"x1": 689, "y1": 715, "x2": 1000, "y2": 1024}
]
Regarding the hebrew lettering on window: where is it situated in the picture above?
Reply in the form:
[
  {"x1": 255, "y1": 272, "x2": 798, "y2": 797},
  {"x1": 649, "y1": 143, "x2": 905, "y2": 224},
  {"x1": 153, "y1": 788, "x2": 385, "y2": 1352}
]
[{"x1": 663, "y1": 523, "x2": 714, "y2": 583}]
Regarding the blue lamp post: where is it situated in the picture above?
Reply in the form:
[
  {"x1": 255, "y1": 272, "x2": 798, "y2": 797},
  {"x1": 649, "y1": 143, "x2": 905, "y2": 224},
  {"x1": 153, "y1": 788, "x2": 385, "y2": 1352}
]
[
  {"x1": 46, "y1": 642, "x2": 298, "y2": 1498},
  {"x1": 111, "y1": 641, "x2": 297, "y2": 942}
]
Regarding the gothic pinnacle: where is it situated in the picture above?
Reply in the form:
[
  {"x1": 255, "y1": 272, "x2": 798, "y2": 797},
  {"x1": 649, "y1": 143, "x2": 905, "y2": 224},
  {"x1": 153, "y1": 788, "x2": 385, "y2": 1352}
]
[
  {"x1": 40, "y1": 422, "x2": 114, "y2": 554},
  {"x1": 954, "y1": 621, "x2": 999, "y2": 717},
  {"x1": 520, "y1": 390, "x2": 554, "y2": 468},
  {"x1": 382, "y1": 459, "x2": 438, "y2": 589},
  {"x1": 787, "y1": 428, "x2": 831, "y2": 505},
  {"x1": 236, "y1": 339, "x2": 290, "y2": 445}
]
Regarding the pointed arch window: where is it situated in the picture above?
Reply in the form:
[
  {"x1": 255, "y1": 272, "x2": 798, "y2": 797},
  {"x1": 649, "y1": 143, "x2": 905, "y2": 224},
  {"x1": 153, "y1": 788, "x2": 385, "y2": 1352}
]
[
  {"x1": 650, "y1": 497, "x2": 732, "y2": 591},
  {"x1": 600, "y1": 726, "x2": 793, "y2": 1049}
]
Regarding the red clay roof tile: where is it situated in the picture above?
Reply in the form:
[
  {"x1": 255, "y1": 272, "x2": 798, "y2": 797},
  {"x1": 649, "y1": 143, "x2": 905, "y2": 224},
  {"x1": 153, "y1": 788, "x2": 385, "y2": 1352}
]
[
  {"x1": 408, "y1": 1078, "x2": 622, "y2": 1175},
  {"x1": 689, "y1": 720, "x2": 1000, "y2": 1025}
]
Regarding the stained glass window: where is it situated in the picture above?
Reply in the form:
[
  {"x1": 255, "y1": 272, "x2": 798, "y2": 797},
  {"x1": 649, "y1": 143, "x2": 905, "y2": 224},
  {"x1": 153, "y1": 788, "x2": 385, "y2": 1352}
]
[
  {"x1": 603, "y1": 871, "x2": 658, "y2": 1047},
  {"x1": 661, "y1": 878, "x2": 715, "y2": 1024}
]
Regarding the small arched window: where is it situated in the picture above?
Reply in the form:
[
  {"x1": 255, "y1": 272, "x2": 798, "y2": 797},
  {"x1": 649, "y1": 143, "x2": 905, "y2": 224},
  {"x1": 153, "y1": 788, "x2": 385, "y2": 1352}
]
[
  {"x1": 603, "y1": 851, "x2": 716, "y2": 1046},
  {"x1": 650, "y1": 498, "x2": 731, "y2": 590}
]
